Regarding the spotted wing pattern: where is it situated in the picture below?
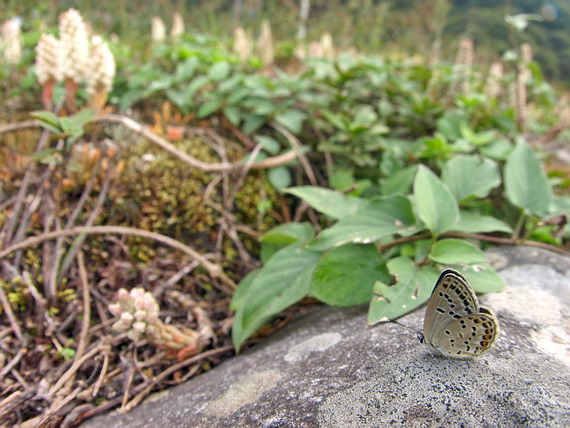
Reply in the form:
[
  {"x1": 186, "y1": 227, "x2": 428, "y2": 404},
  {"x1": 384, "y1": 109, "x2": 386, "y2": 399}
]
[
  {"x1": 430, "y1": 307, "x2": 499, "y2": 358},
  {"x1": 422, "y1": 269, "x2": 479, "y2": 344}
]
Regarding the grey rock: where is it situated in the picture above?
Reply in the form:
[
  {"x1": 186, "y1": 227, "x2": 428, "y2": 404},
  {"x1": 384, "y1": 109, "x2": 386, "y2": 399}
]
[{"x1": 83, "y1": 246, "x2": 570, "y2": 427}]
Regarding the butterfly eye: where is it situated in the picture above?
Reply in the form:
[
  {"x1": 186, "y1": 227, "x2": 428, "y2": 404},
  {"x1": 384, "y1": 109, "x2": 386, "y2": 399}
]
[{"x1": 417, "y1": 333, "x2": 425, "y2": 343}]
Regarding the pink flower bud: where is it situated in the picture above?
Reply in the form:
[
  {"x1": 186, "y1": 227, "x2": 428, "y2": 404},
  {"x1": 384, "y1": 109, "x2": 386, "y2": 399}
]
[
  {"x1": 133, "y1": 321, "x2": 146, "y2": 334},
  {"x1": 108, "y1": 303, "x2": 122, "y2": 316}
]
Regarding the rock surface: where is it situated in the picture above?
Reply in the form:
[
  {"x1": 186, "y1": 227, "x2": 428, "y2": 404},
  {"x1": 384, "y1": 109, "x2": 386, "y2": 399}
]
[{"x1": 83, "y1": 246, "x2": 570, "y2": 427}]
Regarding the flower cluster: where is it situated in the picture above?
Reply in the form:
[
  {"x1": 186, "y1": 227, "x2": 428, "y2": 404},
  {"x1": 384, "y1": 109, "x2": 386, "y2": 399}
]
[
  {"x1": 59, "y1": 8, "x2": 89, "y2": 84},
  {"x1": 109, "y1": 288, "x2": 208, "y2": 355},
  {"x1": 0, "y1": 17, "x2": 22, "y2": 65},
  {"x1": 87, "y1": 36, "x2": 116, "y2": 106},
  {"x1": 34, "y1": 8, "x2": 116, "y2": 110},
  {"x1": 109, "y1": 288, "x2": 160, "y2": 342},
  {"x1": 35, "y1": 34, "x2": 62, "y2": 84}
]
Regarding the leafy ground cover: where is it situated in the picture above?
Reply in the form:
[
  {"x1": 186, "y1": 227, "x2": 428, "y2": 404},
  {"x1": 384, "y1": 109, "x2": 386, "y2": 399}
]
[{"x1": 0, "y1": 10, "x2": 569, "y2": 426}]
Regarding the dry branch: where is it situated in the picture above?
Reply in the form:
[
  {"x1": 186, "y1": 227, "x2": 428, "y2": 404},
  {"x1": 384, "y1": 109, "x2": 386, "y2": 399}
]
[{"x1": 0, "y1": 225, "x2": 237, "y2": 290}]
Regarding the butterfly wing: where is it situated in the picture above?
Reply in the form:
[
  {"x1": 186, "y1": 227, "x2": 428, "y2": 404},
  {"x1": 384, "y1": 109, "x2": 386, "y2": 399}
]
[
  {"x1": 423, "y1": 269, "x2": 480, "y2": 344},
  {"x1": 430, "y1": 307, "x2": 500, "y2": 358}
]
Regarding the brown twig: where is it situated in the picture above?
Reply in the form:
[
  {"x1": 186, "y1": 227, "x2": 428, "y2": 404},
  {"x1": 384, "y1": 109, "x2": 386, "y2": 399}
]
[
  {"x1": 49, "y1": 343, "x2": 105, "y2": 396},
  {"x1": 121, "y1": 344, "x2": 233, "y2": 413},
  {"x1": 91, "y1": 345, "x2": 112, "y2": 398},
  {"x1": 271, "y1": 121, "x2": 318, "y2": 185},
  {"x1": 57, "y1": 154, "x2": 116, "y2": 282},
  {"x1": 0, "y1": 128, "x2": 51, "y2": 247},
  {"x1": 0, "y1": 116, "x2": 300, "y2": 172},
  {"x1": 74, "y1": 251, "x2": 92, "y2": 364},
  {"x1": 0, "y1": 348, "x2": 25, "y2": 381},
  {"x1": 72, "y1": 345, "x2": 234, "y2": 425},
  {"x1": 0, "y1": 225, "x2": 237, "y2": 290},
  {"x1": 378, "y1": 231, "x2": 569, "y2": 256},
  {"x1": 0, "y1": 286, "x2": 23, "y2": 343}
]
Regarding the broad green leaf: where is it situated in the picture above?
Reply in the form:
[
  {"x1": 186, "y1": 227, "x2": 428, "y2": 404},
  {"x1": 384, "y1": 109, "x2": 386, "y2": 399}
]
[
  {"x1": 208, "y1": 61, "x2": 231, "y2": 81},
  {"x1": 368, "y1": 257, "x2": 439, "y2": 323},
  {"x1": 285, "y1": 186, "x2": 368, "y2": 220},
  {"x1": 29, "y1": 148, "x2": 60, "y2": 163},
  {"x1": 308, "y1": 195, "x2": 417, "y2": 251},
  {"x1": 453, "y1": 211, "x2": 512, "y2": 234},
  {"x1": 329, "y1": 168, "x2": 354, "y2": 192},
  {"x1": 146, "y1": 77, "x2": 174, "y2": 93},
  {"x1": 480, "y1": 138, "x2": 513, "y2": 161},
  {"x1": 462, "y1": 265, "x2": 505, "y2": 293},
  {"x1": 185, "y1": 75, "x2": 210, "y2": 97},
  {"x1": 58, "y1": 117, "x2": 80, "y2": 135},
  {"x1": 261, "y1": 222, "x2": 315, "y2": 245},
  {"x1": 223, "y1": 106, "x2": 241, "y2": 125},
  {"x1": 242, "y1": 114, "x2": 265, "y2": 134},
  {"x1": 504, "y1": 141, "x2": 551, "y2": 216},
  {"x1": 548, "y1": 195, "x2": 570, "y2": 216},
  {"x1": 436, "y1": 111, "x2": 468, "y2": 141},
  {"x1": 175, "y1": 57, "x2": 198, "y2": 81},
  {"x1": 380, "y1": 166, "x2": 417, "y2": 196},
  {"x1": 414, "y1": 165, "x2": 459, "y2": 237},
  {"x1": 70, "y1": 108, "x2": 96, "y2": 128},
  {"x1": 268, "y1": 167, "x2": 292, "y2": 191},
  {"x1": 310, "y1": 244, "x2": 387, "y2": 307},
  {"x1": 166, "y1": 89, "x2": 190, "y2": 112},
  {"x1": 429, "y1": 239, "x2": 488, "y2": 264},
  {"x1": 275, "y1": 109, "x2": 306, "y2": 134},
  {"x1": 255, "y1": 135, "x2": 280, "y2": 155},
  {"x1": 232, "y1": 243, "x2": 320, "y2": 351},
  {"x1": 230, "y1": 269, "x2": 260, "y2": 311},
  {"x1": 197, "y1": 99, "x2": 221, "y2": 118},
  {"x1": 442, "y1": 156, "x2": 500, "y2": 201},
  {"x1": 30, "y1": 111, "x2": 62, "y2": 133}
]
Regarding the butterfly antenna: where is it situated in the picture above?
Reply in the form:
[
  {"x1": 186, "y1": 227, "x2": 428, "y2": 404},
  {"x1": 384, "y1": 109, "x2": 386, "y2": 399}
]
[{"x1": 388, "y1": 319, "x2": 424, "y2": 342}]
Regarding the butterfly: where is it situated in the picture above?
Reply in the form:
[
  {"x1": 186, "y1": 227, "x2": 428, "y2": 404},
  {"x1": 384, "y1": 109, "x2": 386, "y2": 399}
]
[{"x1": 419, "y1": 269, "x2": 499, "y2": 359}]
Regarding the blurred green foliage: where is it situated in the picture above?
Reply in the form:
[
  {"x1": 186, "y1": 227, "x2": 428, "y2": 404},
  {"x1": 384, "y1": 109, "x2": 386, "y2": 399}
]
[{"x1": 3, "y1": 0, "x2": 569, "y2": 84}]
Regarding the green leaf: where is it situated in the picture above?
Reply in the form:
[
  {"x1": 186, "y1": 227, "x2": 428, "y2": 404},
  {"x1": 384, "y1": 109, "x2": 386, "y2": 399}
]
[
  {"x1": 504, "y1": 141, "x2": 552, "y2": 216},
  {"x1": 185, "y1": 75, "x2": 210, "y2": 97},
  {"x1": 70, "y1": 108, "x2": 96, "y2": 128},
  {"x1": 208, "y1": 61, "x2": 231, "y2": 81},
  {"x1": 548, "y1": 195, "x2": 570, "y2": 217},
  {"x1": 453, "y1": 211, "x2": 512, "y2": 233},
  {"x1": 308, "y1": 195, "x2": 417, "y2": 251},
  {"x1": 380, "y1": 166, "x2": 417, "y2": 195},
  {"x1": 429, "y1": 239, "x2": 488, "y2": 264},
  {"x1": 255, "y1": 135, "x2": 280, "y2": 155},
  {"x1": 232, "y1": 243, "x2": 320, "y2": 351},
  {"x1": 197, "y1": 99, "x2": 221, "y2": 118},
  {"x1": 285, "y1": 186, "x2": 368, "y2": 220},
  {"x1": 368, "y1": 258, "x2": 439, "y2": 323},
  {"x1": 223, "y1": 106, "x2": 241, "y2": 125},
  {"x1": 414, "y1": 165, "x2": 459, "y2": 237},
  {"x1": 310, "y1": 244, "x2": 387, "y2": 306},
  {"x1": 28, "y1": 148, "x2": 60, "y2": 163},
  {"x1": 275, "y1": 109, "x2": 306, "y2": 134},
  {"x1": 175, "y1": 57, "x2": 198, "y2": 82},
  {"x1": 58, "y1": 117, "x2": 80, "y2": 136},
  {"x1": 436, "y1": 111, "x2": 468, "y2": 141},
  {"x1": 462, "y1": 265, "x2": 505, "y2": 293},
  {"x1": 480, "y1": 138, "x2": 513, "y2": 161},
  {"x1": 146, "y1": 76, "x2": 174, "y2": 93},
  {"x1": 261, "y1": 222, "x2": 315, "y2": 245},
  {"x1": 30, "y1": 110, "x2": 62, "y2": 133},
  {"x1": 242, "y1": 114, "x2": 266, "y2": 134},
  {"x1": 442, "y1": 156, "x2": 500, "y2": 202},
  {"x1": 268, "y1": 167, "x2": 291, "y2": 191},
  {"x1": 230, "y1": 269, "x2": 260, "y2": 311},
  {"x1": 166, "y1": 88, "x2": 190, "y2": 112}
]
